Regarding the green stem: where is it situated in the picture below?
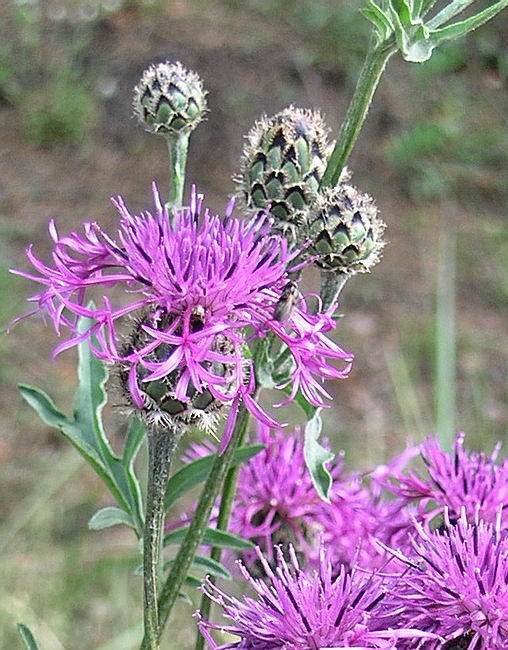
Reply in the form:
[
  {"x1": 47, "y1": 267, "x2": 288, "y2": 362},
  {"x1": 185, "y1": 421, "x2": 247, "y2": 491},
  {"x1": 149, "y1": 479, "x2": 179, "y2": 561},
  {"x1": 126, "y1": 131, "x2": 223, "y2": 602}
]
[
  {"x1": 319, "y1": 271, "x2": 349, "y2": 311},
  {"x1": 435, "y1": 222, "x2": 456, "y2": 452},
  {"x1": 139, "y1": 403, "x2": 251, "y2": 649},
  {"x1": 143, "y1": 427, "x2": 182, "y2": 650},
  {"x1": 320, "y1": 40, "x2": 396, "y2": 189},
  {"x1": 193, "y1": 426, "x2": 249, "y2": 650},
  {"x1": 166, "y1": 132, "x2": 190, "y2": 209}
]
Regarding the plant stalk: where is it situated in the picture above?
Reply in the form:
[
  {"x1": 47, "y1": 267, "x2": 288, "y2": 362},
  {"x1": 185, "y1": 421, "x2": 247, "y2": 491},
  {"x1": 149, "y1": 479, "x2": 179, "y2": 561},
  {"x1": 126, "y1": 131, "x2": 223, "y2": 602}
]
[
  {"x1": 166, "y1": 131, "x2": 190, "y2": 209},
  {"x1": 320, "y1": 40, "x2": 397, "y2": 189},
  {"x1": 319, "y1": 271, "x2": 349, "y2": 311},
  {"x1": 193, "y1": 425, "x2": 249, "y2": 650},
  {"x1": 139, "y1": 403, "x2": 251, "y2": 649},
  {"x1": 143, "y1": 426, "x2": 182, "y2": 650}
]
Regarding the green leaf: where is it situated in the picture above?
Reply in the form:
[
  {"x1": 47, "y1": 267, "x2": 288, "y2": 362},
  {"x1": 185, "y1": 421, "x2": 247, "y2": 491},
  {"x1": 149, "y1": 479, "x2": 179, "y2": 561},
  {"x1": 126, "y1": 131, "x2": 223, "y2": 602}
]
[
  {"x1": 164, "y1": 444, "x2": 265, "y2": 511},
  {"x1": 303, "y1": 409, "x2": 334, "y2": 502},
  {"x1": 88, "y1": 506, "x2": 136, "y2": 531},
  {"x1": 184, "y1": 576, "x2": 203, "y2": 589},
  {"x1": 427, "y1": 0, "x2": 476, "y2": 29},
  {"x1": 164, "y1": 526, "x2": 254, "y2": 551},
  {"x1": 20, "y1": 313, "x2": 147, "y2": 538},
  {"x1": 165, "y1": 554, "x2": 232, "y2": 580},
  {"x1": 17, "y1": 624, "x2": 40, "y2": 650},
  {"x1": 121, "y1": 417, "x2": 145, "y2": 532},
  {"x1": 391, "y1": 0, "x2": 412, "y2": 25},
  {"x1": 429, "y1": 1, "x2": 508, "y2": 43},
  {"x1": 361, "y1": 2, "x2": 395, "y2": 41},
  {"x1": 19, "y1": 384, "x2": 111, "y2": 487},
  {"x1": 386, "y1": 1, "x2": 409, "y2": 51}
]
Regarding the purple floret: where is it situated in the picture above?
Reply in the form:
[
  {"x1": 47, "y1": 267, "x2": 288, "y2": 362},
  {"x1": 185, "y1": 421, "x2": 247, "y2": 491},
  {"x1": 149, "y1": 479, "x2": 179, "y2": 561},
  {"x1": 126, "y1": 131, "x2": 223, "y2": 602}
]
[
  {"x1": 13, "y1": 184, "x2": 353, "y2": 447},
  {"x1": 384, "y1": 433, "x2": 508, "y2": 527},
  {"x1": 197, "y1": 545, "x2": 436, "y2": 649},
  {"x1": 385, "y1": 510, "x2": 508, "y2": 649}
]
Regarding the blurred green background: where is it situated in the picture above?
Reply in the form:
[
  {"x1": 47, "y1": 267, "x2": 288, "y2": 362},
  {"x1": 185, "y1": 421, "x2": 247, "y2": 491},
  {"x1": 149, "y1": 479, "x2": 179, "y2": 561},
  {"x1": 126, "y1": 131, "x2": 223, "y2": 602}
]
[{"x1": 1, "y1": 0, "x2": 507, "y2": 648}]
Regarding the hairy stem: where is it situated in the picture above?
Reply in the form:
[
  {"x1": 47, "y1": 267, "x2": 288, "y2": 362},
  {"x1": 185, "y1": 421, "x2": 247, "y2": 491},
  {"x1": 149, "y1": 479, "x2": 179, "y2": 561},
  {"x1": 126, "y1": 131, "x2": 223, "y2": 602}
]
[
  {"x1": 193, "y1": 426, "x2": 249, "y2": 650},
  {"x1": 143, "y1": 427, "x2": 182, "y2": 650},
  {"x1": 166, "y1": 132, "x2": 190, "y2": 209},
  {"x1": 139, "y1": 403, "x2": 251, "y2": 649},
  {"x1": 319, "y1": 271, "x2": 349, "y2": 311},
  {"x1": 320, "y1": 40, "x2": 396, "y2": 189}
]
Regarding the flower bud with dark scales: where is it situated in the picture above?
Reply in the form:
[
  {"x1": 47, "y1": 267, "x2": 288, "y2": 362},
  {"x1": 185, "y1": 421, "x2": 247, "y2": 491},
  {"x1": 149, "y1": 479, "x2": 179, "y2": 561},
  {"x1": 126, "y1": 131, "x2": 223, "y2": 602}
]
[{"x1": 133, "y1": 61, "x2": 207, "y2": 135}]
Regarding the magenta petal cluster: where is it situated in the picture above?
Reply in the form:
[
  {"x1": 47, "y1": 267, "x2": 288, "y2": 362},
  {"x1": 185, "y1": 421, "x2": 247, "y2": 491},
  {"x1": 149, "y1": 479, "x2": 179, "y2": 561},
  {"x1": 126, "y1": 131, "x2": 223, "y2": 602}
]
[
  {"x1": 229, "y1": 425, "x2": 327, "y2": 563},
  {"x1": 197, "y1": 545, "x2": 436, "y2": 649},
  {"x1": 385, "y1": 432, "x2": 508, "y2": 527},
  {"x1": 14, "y1": 184, "x2": 353, "y2": 443},
  {"x1": 387, "y1": 510, "x2": 508, "y2": 649}
]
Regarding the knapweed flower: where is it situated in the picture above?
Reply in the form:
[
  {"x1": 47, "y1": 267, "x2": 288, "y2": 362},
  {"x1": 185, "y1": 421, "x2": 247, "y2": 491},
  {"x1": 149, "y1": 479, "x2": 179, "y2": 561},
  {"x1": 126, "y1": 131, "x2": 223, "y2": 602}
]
[
  {"x1": 384, "y1": 433, "x2": 508, "y2": 527},
  {"x1": 229, "y1": 425, "x2": 329, "y2": 564},
  {"x1": 197, "y1": 545, "x2": 436, "y2": 649},
  {"x1": 13, "y1": 185, "x2": 352, "y2": 444},
  {"x1": 387, "y1": 510, "x2": 508, "y2": 649}
]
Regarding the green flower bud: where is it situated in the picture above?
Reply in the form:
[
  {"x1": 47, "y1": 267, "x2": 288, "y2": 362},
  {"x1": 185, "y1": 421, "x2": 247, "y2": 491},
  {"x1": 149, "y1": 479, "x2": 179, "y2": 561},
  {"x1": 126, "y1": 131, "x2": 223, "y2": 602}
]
[
  {"x1": 133, "y1": 61, "x2": 207, "y2": 135},
  {"x1": 308, "y1": 183, "x2": 385, "y2": 275},
  {"x1": 117, "y1": 311, "x2": 235, "y2": 433},
  {"x1": 236, "y1": 106, "x2": 333, "y2": 243}
]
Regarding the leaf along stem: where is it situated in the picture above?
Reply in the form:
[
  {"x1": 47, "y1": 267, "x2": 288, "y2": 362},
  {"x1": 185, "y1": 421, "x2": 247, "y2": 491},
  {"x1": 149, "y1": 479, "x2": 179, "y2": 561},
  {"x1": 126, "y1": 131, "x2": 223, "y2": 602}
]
[{"x1": 320, "y1": 39, "x2": 397, "y2": 189}]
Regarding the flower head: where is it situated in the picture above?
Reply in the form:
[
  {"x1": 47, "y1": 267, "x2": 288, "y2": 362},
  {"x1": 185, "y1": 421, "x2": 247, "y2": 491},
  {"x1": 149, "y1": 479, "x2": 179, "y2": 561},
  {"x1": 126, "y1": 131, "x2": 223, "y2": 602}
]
[
  {"x1": 230, "y1": 426, "x2": 327, "y2": 564},
  {"x1": 388, "y1": 510, "x2": 508, "y2": 649},
  {"x1": 13, "y1": 185, "x2": 352, "y2": 444},
  {"x1": 385, "y1": 433, "x2": 508, "y2": 527},
  {"x1": 197, "y1": 545, "x2": 435, "y2": 649}
]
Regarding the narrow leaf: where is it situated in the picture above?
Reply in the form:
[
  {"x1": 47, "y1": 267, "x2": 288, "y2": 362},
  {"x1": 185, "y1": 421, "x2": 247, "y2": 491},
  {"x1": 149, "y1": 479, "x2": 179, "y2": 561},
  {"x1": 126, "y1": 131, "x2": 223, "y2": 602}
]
[
  {"x1": 430, "y1": 1, "x2": 508, "y2": 44},
  {"x1": 184, "y1": 576, "x2": 203, "y2": 589},
  {"x1": 391, "y1": 0, "x2": 412, "y2": 25},
  {"x1": 427, "y1": 0, "x2": 476, "y2": 29},
  {"x1": 164, "y1": 444, "x2": 265, "y2": 511},
  {"x1": 387, "y1": 1, "x2": 409, "y2": 52},
  {"x1": 303, "y1": 409, "x2": 334, "y2": 502},
  {"x1": 164, "y1": 526, "x2": 254, "y2": 550},
  {"x1": 19, "y1": 385, "x2": 109, "y2": 481},
  {"x1": 88, "y1": 506, "x2": 136, "y2": 531},
  {"x1": 17, "y1": 624, "x2": 40, "y2": 650},
  {"x1": 361, "y1": 1, "x2": 394, "y2": 40},
  {"x1": 165, "y1": 554, "x2": 232, "y2": 580}
]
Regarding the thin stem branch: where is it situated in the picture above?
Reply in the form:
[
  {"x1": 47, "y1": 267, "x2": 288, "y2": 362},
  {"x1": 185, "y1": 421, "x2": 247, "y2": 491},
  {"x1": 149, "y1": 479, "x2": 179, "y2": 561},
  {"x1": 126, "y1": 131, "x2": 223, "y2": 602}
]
[
  {"x1": 320, "y1": 40, "x2": 396, "y2": 189},
  {"x1": 193, "y1": 426, "x2": 248, "y2": 650},
  {"x1": 139, "y1": 403, "x2": 251, "y2": 649},
  {"x1": 143, "y1": 427, "x2": 182, "y2": 650},
  {"x1": 319, "y1": 271, "x2": 349, "y2": 311},
  {"x1": 166, "y1": 132, "x2": 190, "y2": 209}
]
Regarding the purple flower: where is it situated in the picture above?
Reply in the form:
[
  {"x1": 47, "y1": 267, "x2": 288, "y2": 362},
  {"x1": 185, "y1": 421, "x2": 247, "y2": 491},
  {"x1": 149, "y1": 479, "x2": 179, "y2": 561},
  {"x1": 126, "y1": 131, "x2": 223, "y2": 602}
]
[
  {"x1": 13, "y1": 185, "x2": 353, "y2": 446},
  {"x1": 384, "y1": 433, "x2": 508, "y2": 527},
  {"x1": 183, "y1": 428, "x2": 417, "y2": 571},
  {"x1": 386, "y1": 510, "x2": 508, "y2": 649},
  {"x1": 197, "y1": 545, "x2": 436, "y2": 649},
  {"x1": 230, "y1": 426, "x2": 327, "y2": 564}
]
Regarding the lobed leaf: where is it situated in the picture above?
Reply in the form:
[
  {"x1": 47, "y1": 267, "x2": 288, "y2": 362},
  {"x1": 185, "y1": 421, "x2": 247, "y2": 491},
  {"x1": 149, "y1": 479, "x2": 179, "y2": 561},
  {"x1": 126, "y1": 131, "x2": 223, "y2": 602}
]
[
  {"x1": 303, "y1": 409, "x2": 334, "y2": 503},
  {"x1": 20, "y1": 313, "x2": 146, "y2": 538}
]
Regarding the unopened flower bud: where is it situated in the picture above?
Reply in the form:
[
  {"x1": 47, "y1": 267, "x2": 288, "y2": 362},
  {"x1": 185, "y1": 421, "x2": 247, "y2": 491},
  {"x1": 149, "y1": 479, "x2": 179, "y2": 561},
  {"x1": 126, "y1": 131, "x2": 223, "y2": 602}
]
[
  {"x1": 133, "y1": 61, "x2": 207, "y2": 135},
  {"x1": 236, "y1": 106, "x2": 333, "y2": 243},
  {"x1": 308, "y1": 184, "x2": 385, "y2": 275}
]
